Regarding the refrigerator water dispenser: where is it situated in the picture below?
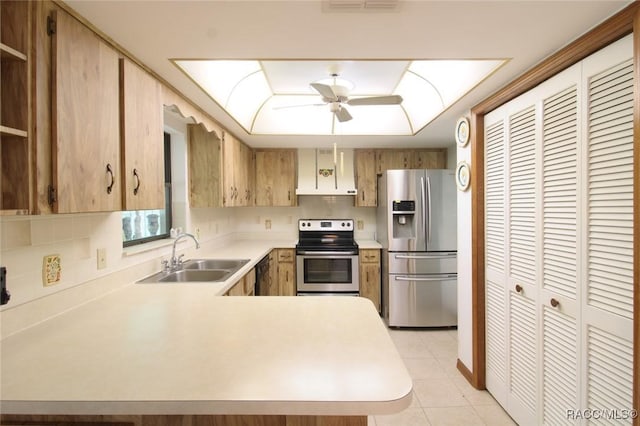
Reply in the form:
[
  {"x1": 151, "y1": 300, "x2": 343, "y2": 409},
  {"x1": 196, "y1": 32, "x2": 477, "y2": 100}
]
[{"x1": 392, "y1": 200, "x2": 415, "y2": 239}]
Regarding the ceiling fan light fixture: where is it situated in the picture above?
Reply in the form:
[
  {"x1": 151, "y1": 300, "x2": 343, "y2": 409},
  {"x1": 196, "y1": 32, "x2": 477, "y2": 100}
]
[{"x1": 317, "y1": 76, "x2": 355, "y2": 93}]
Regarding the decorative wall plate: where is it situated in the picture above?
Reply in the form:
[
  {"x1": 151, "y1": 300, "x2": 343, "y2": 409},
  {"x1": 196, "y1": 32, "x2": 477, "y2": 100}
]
[
  {"x1": 455, "y1": 116, "x2": 470, "y2": 147},
  {"x1": 456, "y1": 161, "x2": 471, "y2": 191}
]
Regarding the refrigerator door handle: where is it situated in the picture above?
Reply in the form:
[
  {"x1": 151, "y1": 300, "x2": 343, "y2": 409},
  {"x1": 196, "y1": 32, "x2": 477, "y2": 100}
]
[
  {"x1": 394, "y1": 253, "x2": 456, "y2": 259},
  {"x1": 426, "y1": 176, "x2": 432, "y2": 244},
  {"x1": 420, "y1": 177, "x2": 427, "y2": 244},
  {"x1": 395, "y1": 275, "x2": 457, "y2": 282}
]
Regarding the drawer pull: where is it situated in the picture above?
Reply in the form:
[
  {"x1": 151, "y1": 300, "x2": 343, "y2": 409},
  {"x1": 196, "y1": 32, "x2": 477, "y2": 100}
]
[
  {"x1": 133, "y1": 168, "x2": 141, "y2": 195},
  {"x1": 106, "y1": 163, "x2": 115, "y2": 194}
]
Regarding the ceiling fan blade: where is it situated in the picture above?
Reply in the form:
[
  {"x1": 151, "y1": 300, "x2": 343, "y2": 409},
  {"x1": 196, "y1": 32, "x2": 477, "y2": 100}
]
[
  {"x1": 310, "y1": 83, "x2": 338, "y2": 101},
  {"x1": 346, "y1": 95, "x2": 403, "y2": 106},
  {"x1": 334, "y1": 106, "x2": 352, "y2": 122}
]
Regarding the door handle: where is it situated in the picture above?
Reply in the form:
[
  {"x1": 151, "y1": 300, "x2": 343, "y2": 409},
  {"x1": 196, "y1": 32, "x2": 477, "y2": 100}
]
[
  {"x1": 395, "y1": 276, "x2": 457, "y2": 282},
  {"x1": 395, "y1": 253, "x2": 456, "y2": 259}
]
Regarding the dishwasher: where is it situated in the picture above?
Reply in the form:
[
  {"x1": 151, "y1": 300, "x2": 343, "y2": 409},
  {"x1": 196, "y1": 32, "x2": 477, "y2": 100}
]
[{"x1": 255, "y1": 255, "x2": 270, "y2": 296}]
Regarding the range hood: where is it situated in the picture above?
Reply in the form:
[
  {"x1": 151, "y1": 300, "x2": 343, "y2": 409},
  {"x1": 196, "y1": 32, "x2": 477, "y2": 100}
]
[{"x1": 296, "y1": 148, "x2": 357, "y2": 196}]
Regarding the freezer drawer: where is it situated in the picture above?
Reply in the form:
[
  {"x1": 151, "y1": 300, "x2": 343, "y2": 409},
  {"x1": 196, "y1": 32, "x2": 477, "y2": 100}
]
[
  {"x1": 387, "y1": 274, "x2": 457, "y2": 327},
  {"x1": 388, "y1": 252, "x2": 456, "y2": 275}
]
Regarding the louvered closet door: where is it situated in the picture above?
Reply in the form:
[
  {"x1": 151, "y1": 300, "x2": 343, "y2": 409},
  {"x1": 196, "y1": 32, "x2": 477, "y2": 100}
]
[
  {"x1": 506, "y1": 105, "x2": 539, "y2": 425},
  {"x1": 581, "y1": 35, "x2": 634, "y2": 422},
  {"x1": 539, "y1": 64, "x2": 581, "y2": 425},
  {"x1": 484, "y1": 118, "x2": 509, "y2": 407}
]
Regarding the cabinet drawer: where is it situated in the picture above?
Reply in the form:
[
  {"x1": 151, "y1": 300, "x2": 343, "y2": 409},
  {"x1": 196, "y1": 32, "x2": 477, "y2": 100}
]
[
  {"x1": 277, "y1": 249, "x2": 295, "y2": 263},
  {"x1": 360, "y1": 249, "x2": 380, "y2": 263}
]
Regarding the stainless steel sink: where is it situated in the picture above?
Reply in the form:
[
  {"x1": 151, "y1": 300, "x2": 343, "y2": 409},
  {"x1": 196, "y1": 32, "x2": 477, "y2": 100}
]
[
  {"x1": 182, "y1": 258, "x2": 249, "y2": 270},
  {"x1": 136, "y1": 258, "x2": 250, "y2": 284},
  {"x1": 157, "y1": 269, "x2": 231, "y2": 282}
]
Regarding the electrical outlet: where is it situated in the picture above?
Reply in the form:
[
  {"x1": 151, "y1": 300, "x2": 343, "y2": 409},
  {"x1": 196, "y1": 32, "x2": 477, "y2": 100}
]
[
  {"x1": 265, "y1": 219, "x2": 272, "y2": 230},
  {"x1": 357, "y1": 220, "x2": 364, "y2": 230},
  {"x1": 42, "y1": 254, "x2": 61, "y2": 286},
  {"x1": 195, "y1": 227, "x2": 201, "y2": 240},
  {"x1": 97, "y1": 248, "x2": 107, "y2": 270}
]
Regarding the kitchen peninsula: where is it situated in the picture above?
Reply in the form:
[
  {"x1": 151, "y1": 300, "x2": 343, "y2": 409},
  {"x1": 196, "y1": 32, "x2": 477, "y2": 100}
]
[{"x1": 0, "y1": 285, "x2": 412, "y2": 425}]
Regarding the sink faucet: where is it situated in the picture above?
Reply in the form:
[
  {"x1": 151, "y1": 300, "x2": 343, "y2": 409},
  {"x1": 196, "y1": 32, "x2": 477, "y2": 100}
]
[{"x1": 167, "y1": 232, "x2": 201, "y2": 271}]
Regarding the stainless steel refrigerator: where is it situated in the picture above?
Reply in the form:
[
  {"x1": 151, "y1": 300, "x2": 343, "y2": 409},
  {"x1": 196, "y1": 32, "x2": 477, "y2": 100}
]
[{"x1": 377, "y1": 169, "x2": 457, "y2": 327}]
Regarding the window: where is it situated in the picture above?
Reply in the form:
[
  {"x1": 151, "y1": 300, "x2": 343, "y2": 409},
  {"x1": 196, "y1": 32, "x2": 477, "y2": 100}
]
[{"x1": 122, "y1": 133, "x2": 172, "y2": 246}]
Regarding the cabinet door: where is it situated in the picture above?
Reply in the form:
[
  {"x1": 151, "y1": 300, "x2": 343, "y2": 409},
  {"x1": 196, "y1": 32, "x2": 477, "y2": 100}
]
[
  {"x1": 255, "y1": 150, "x2": 296, "y2": 207},
  {"x1": 354, "y1": 150, "x2": 377, "y2": 207},
  {"x1": 278, "y1": 261, "x2": 296, "y2": 296},
  {"x1": 222, "y1": 133, "x2": 236, "y2": 206},
  {"x1": 187, "y1": 124, "x2": 222, "y2": 207},
  {"x1": 267, "y1": 251, "x2": 278, "y2": 296},
  {"x1": 51, "y1": 9, "x2": 121, "y2": 213},
  {"x1": 242, "y1": 143, "x2": 255, "y2": 206},
  {"x1": 412, "y1": 149, "x2": 446, "y2": 169},
  {"x1": 376, "y1": 150, "x2": 409, "y2": 174},
  {"x1": 120, "y1": 58, "x2": 164, "y2": 210},
  {"x1": 359, "y1": 252, "x2": 380, "y2": 312},
  {"x1": 277, "y1": 249, "x2": 296, "y2": 296}
]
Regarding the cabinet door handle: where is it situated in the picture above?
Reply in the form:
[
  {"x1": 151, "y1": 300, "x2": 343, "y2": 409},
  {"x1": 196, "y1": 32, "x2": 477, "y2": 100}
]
[
  {"x1": 515, "y1": 284, "x2": 523, "y2": 293},
  {"x1": 106, "y1": 163, "x2": 115, "y2": 194},
  {"x1": 288, "y1": 190, "x2": 291, "y2": 201},
  {"x1": 133, "y1": 169, "x2": 141, "y2": 195},
  {"x1": 550, "y1": 298, "x2": 560, "y2": 308}
]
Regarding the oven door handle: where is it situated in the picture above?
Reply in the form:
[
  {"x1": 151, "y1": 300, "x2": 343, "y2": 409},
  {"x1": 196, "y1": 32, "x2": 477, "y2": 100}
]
[
  {"x1": 297, "y1": 250, "x2": 358, "y2": 256},
  {"x1": 394, "y1": 275, "x2": 457, "y2": 282}
]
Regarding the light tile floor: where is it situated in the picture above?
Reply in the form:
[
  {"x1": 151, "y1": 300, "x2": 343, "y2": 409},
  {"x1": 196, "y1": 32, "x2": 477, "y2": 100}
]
[{"x1": 369, "y1": 328, "x2": 517, "y2": 426}]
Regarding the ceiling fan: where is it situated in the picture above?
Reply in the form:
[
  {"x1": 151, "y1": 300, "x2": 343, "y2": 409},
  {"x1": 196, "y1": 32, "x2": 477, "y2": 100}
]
[{"x1": 309, "y1": 74, "x2": 403, "y2": 122}]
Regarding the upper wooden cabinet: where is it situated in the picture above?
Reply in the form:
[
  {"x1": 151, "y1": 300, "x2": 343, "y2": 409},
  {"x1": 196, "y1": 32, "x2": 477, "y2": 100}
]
[
  {"x1": 376, "y1": 149, "x2": 447, "y2": 174},
  {"x1": 255, "y1": 149, "x2": 297, "y2": 207},
  {"x1": 222, "y1": 133, "x2": 254, "y2": 207},
  {"x1": 187, "y1": 123, "x2": 222, "y2": 208},
  {"x1": 354, "y1": 150, "x2": 377, "y2": 207},
  {"x1": 50, "y1": 9, "x2": 121, "y2": 213},
  {"x1": 354, "y1": 148, "x2": 448, "y2": 207},
  {"x1": 1, "y1": 0, "x2": 31, "y2": 214},
  {"x1": 120, "y1": 58, "x2": 164, "y2": 211}
]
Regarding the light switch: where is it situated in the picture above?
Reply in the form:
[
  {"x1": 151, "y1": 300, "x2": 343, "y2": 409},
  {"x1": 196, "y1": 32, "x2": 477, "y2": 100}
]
[{"x1": 97, "y1": 248, "x2": 107, "y2": 270}]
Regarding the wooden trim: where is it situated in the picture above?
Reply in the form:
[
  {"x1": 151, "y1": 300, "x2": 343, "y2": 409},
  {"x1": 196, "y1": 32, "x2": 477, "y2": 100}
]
[
  {"x1": 456, "y1": 358, "x2": 474, "y2": 384},
  {"x1": 469, "y1": 112, "x2": 485, "y2": 390},
  {"x1": 468, "y1": 3, "x2": 640, "y2": 411},
  {"x1": 634, "y1": 9, "x2": 640, "y2": 426}
]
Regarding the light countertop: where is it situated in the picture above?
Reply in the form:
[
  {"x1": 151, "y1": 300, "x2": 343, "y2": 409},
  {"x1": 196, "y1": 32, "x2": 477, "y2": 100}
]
[{"x1": 1, "y1": 291, "x2": 412, "y2": 416}]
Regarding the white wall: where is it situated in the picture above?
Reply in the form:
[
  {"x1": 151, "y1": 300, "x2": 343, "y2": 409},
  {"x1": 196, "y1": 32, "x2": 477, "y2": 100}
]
[{"x1": 456, "y1": 132, "x2": 473, "y2": 370}]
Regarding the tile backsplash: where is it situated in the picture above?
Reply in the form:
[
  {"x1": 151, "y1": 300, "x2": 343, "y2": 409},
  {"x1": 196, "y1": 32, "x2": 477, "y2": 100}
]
[{"x1": 0, "y1": 195, "x2": 375, "y2": 317}]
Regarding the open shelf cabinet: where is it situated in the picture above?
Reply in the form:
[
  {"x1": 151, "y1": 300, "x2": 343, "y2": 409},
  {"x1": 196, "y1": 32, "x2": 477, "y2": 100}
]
[{"x1": 1, "y1": 1, "x2": 31, "y2": 214}]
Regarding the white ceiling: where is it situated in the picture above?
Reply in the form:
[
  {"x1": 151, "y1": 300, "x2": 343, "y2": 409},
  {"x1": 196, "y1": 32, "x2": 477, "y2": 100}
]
[{"x1": 64, "y1": 0, "x2": 632, "y2": 149}]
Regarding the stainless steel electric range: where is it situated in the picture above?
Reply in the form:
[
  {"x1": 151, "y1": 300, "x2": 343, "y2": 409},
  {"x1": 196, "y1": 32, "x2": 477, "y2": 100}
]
[{"x1": 295, "y1": 219, "x2": 359, "y2": 296}]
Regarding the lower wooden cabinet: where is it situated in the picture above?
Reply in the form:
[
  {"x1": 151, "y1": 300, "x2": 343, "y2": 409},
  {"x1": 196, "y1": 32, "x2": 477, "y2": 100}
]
[
  {"x1": 225, "y1": 268, "x2": 256, "y2": 296},
  {"x1": 277, "y1": 249, "x2": 296, "y2": 296},
  {"x1": 359, "y1": 249, "x2": 381, "y2": 313},
  {"x1": 257, "y1": 249, "x2": 296, "y2": 296}
]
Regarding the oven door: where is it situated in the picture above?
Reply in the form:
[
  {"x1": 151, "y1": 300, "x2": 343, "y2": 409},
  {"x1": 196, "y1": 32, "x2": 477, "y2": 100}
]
[{"x1": 296, "y1": 252, "x2": 359, "y2": 293}]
